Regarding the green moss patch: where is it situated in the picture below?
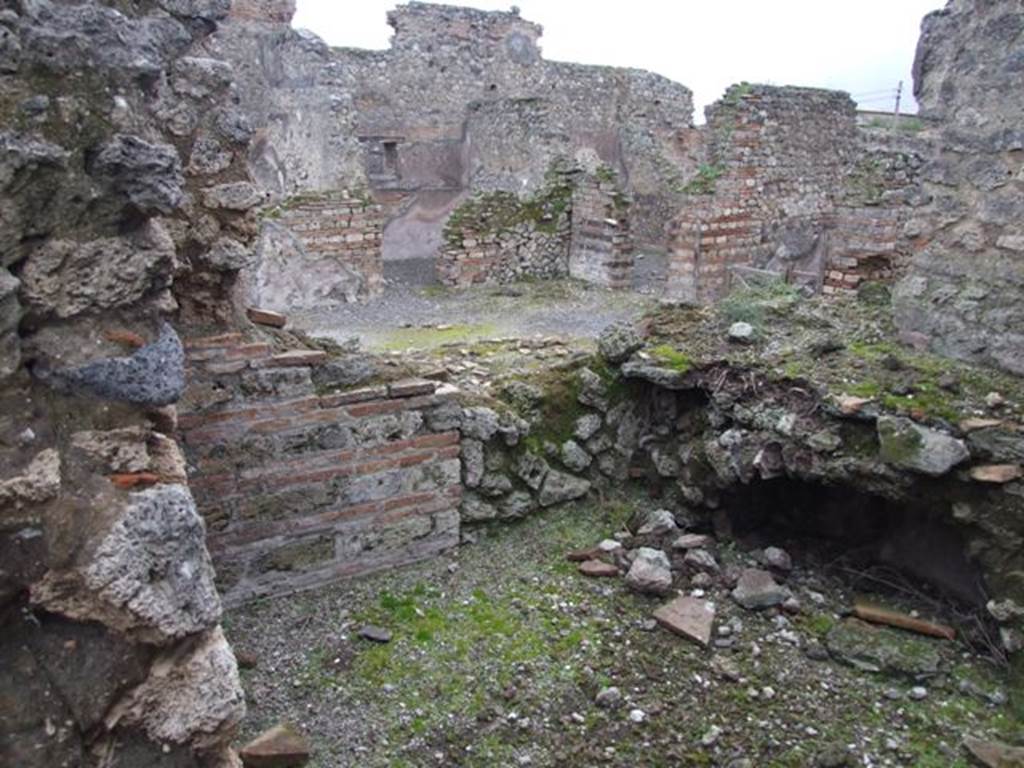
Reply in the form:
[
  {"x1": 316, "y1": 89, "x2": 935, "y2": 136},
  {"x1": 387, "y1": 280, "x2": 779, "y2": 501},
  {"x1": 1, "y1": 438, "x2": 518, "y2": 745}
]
[
  {"x1": 650, "y1": 344, "x2": 693, "y2": 373},
  {"x1": 378, "y1": 323, "x2": 499, "y2": 351},
  {"x1": 443, "y1": 164, "x2": 575, "y2": 245}
]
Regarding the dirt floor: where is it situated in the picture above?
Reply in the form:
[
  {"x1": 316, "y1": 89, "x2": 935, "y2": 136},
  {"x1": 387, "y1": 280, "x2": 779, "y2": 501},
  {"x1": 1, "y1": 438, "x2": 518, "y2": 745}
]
[
  {"x1": 226, "y1": 493, "x2": 1019, "y2": 768},
  {"x1": 294, "y1": 278, "x2": 659, "y2": 354}
]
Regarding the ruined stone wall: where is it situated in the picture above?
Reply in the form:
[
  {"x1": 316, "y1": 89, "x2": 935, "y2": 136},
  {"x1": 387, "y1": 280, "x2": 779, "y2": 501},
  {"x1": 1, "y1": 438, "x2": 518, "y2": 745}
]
[
  {"x1": 826, "y1": 132, "x2": 929, "y2": 295},
  {"x1": 438, "y1": 178, "x2": 574, "y2": 287},
  {"x1": 212, "y1": 0, "x2": 694, "y2": 277},
  {"x1": 610, "y1": 352, "x2": 1024, "y2": 653},
  {"x1": 248, "y1": 192, "x2": 385, "y2": 312},
  {"x1": 438, "y1": 166, "x2": 638, "y2": 289},
  {"x1": 0, "y1": 1, "x2": 255, "y2": 765},
  {"x1": 666, "y1": 86, "x2": 863, "y2": 303},
  {"x1": 893, "y1": 0, "x2": 1024, "y2": 375}
]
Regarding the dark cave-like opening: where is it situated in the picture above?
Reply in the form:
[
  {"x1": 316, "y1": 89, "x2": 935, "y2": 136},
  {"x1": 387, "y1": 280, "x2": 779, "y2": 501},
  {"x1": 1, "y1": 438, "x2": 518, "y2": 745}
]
[{"x1": 715, "y1": 477, "x2": 988, "y2": 609}]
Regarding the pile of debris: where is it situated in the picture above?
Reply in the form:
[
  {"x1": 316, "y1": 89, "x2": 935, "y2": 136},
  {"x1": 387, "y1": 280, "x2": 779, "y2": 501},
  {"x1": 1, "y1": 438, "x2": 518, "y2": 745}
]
[{"x1": 572, "y1": 507, "x2": 972, "y2": 670}]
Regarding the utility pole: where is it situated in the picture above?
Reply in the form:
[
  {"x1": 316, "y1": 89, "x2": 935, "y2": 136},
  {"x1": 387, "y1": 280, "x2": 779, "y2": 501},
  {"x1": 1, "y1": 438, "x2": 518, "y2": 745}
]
[{"x1": 892, "y1": 80, "x2": 903, "y2": 130}]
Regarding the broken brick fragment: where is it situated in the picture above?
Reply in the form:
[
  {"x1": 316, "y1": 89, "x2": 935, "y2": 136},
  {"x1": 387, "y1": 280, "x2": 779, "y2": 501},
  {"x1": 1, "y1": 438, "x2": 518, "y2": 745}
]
[{"x1": 109, "y1": 472, "x2": 162, "y2": 489}]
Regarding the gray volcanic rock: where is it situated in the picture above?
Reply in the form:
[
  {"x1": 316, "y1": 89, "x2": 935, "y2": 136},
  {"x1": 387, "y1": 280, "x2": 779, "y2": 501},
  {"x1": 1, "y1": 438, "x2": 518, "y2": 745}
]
[
  {"x1": 90, "y1": 134, "x2": 184, "y2": 214},
  {"x1": 188, "y1": 134, "x2": 234, "y2": 176},
  {"x1": 598, "y1": 321, "x2": 643, "y2": 363},
  {"x1": 202, "y1": 181, "x2": 265, "y2": 210},
  {"x1": 0, "y1": 132, "x2": 70, "y2": 268},
  {"x1": 20, "y1": 220, "x2": 175, "y2": 318},
  {"x1": 114, "y1": 627, "x2": 245, "y2": 745},
  {"x1": 461, "y1": 407, "x2": 500, "y2": 441},
  {"x1": 625, "y1": 547, "x2": 673, "y2": 595},
  {"x1": 538, "y1": 469, "x2": 590, "y2": 507},
  {"x1": 499, "y1": 491, "x2": 536, "y2": 519},
  {"x1": 877, "y1": 416, "x2": 969, "y2": 476},
  {"x1": 731, "y1": 568, "x2": 791, "y2": 610},
  {"x1": 461, "y1": 493, "x2": 498, "y2": 522},
  {"x1": 0, "y1": 267, "x2": 20, "y2": 378},
  {"x1": 560, "y1": 440, "x2": 592, "y2": 472},
  {"x1": 34, "y1": 484, "x2": 222, "y2": 642},
  {"x1": 47, "y1": 323, "x2": 186, "y2": 407},
  {"x1": 156, "y1": 0, "x2": 232, "y2": 21},
  {"x1": 200, "y1": 236, "x2": 253, "y2": 271},
  {"x1": 621, "y1": 358, "x2": 691, "y2": 389},
  {"x1": 310, "y1": 355, "x2": 378, "y2": 391},
  {"x1": 19, "y1": 1, "x2": 191, "y2": 76}
]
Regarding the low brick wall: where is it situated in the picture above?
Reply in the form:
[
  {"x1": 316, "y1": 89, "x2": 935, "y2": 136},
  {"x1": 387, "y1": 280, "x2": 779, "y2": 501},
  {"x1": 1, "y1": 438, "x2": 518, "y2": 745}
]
[
  {"x1": 251, "y1": 191, "x2": 384, "y2": 312},
  {"x1": 824, "y1": 138, "x2": 926, "y2": 294},
  {"x1": 825, "y1": 207, "x2": 903, "y2": 294},
  {"x1": 277, "y1": 192, "x2": 384, "y2": 298},
  {"x1": 568, "y1": 174, "x2": 634, "y2": 289},
  {"x1": 179, "y1": 334, "x2": 460, "y2": 605}
]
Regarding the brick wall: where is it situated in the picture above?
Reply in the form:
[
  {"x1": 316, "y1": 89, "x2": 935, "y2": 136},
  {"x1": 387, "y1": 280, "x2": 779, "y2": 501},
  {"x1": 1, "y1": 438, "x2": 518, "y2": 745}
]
[
  {"x1": 825, "y1": 136, "x2": 927, "y2": 295},
  {"x1": 251, "y1": 191, "x2": 385, "y2": 311},
  {"x1": 665, "y1": 85, "x2": 862, "y2": 303},
  {"x1": 568, "y1": 173, "x2": 635, "y2": 290},
  {"x1": 179, "y1": 334, "x2": 460, "y2": 605},
  {"x1": 666, "y1": 198, "x2": 764, "y2": 304},
  {"x1": 276, "y1": 192, "x2": 384, "y2": 298}
]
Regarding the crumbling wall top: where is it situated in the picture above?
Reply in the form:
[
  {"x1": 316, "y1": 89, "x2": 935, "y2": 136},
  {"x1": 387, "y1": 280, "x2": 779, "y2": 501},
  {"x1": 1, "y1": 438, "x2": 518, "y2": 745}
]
[
  {"x1": 387, "y1": 2, "x2": 542, "y2": 64},
  {"x1": 230, "y1": 0, "x2": 296, "y2": 24},
  {"x1": 703, "y1": 84, "x2": 859, "y2": 169}
]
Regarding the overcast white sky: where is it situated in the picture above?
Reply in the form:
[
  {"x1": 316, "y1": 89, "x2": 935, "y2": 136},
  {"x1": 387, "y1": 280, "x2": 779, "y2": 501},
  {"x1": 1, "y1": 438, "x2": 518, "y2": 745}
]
[{"x1": 293, "y1": 0, "x2": 943, "y2": 122}]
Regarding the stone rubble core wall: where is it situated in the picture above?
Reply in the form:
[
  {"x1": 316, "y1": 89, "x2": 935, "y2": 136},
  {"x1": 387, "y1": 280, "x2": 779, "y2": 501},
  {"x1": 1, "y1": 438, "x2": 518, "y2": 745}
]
[
  {"x1": 0, "y1": 1, "x2": 255, "y2": 766},
  {"x1": 893, "y1": 0, "x2": 1024, "y2": 375},
  {"x1": 665, "y1": 85, "x2": 926, "y2": 304},
  {"x1": 214, "y1": 0, "x2": 695, "y2": 265},
  {"x1": 605, "y1": 355, "x2": 1024, "y2": 655},
  {"x1": 437, "y1": 190, "x2": 571, "y2": 287},
  {"x1": 249, "y1": 191, "x2": 385, "y2": 311},
  {"x1": 438, "y1": 166, "x2": 636, "y2": 289}
]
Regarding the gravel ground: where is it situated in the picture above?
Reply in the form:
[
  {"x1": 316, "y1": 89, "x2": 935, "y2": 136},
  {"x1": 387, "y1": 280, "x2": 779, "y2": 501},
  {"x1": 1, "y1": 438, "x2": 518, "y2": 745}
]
[
  {"x1": 226, "y1": 493, "x2": 1018, "y2": 768},
  {"x1": 294, "y1": 278, "x2": 659, "y2": 352}
]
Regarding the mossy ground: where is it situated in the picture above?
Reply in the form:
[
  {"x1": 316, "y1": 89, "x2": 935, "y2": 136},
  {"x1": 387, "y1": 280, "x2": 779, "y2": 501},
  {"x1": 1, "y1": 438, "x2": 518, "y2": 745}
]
[
  {"x1": 227, "y1": 494, "x2": 1018, "y2": 768},
  {"x1": 379, "y1": 323, "x2": 500, "y2": 351},
  {"x1": 647, "y1": 283, "x2": 1024, "y2": 425}
]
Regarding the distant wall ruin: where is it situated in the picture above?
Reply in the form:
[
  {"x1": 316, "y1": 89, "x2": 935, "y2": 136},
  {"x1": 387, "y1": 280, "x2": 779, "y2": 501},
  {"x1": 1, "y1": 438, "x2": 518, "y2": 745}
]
[
  {"x1": 212, "y1": 0, "x2": 694, "y2": 290},
  {"x1": 212, "y1": 2, "x2": 938, "y2": 306},
  {"x1": 663, "y1": 85, "x2": 924, "y2": 304}
]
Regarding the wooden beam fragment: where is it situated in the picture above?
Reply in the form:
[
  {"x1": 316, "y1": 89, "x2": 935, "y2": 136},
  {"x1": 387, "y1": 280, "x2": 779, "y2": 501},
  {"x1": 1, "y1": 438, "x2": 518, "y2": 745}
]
[{"x1": 853, "y1": 599, "x2": 955, "y2": 641}]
